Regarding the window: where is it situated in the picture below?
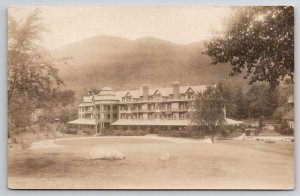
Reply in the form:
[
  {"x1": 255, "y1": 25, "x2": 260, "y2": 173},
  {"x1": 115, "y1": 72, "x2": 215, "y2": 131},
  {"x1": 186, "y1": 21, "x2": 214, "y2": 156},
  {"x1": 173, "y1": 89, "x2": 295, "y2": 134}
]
[
  {"x1": 179, "y1": 113, "x2": 185, "y2": 120},
  {"x1": 138, "y1": 105, "x2": 142, "y2": 111},
  {"x1": 138, "y1": 114, "x2": 143, "y2": 120},
  {"x1": 148, "y1": 113, "x2": 153, "y2": 119},
  {"x1": 167, "y1": 104, "x2": 172, "y2": 110},
  {"x1": 179, "y1": 103, "x2": 186, "y2": 110},
  {"x1": 103, "y1": 105, "x2": 110, "y2": 111},
  {"x1": 154, "y1": 92, "x2": 161, "y2": 101},
  {"x1": 155, "y1": 103, "x2": 161, "y2": 110},
  {"x1": 173, "y1": 114, "x2": 177, "y2": 120},
  {"x1": 187, "y1": 92, "x2": 194, "y2": 99},
  {"x1": 126, "y1": 96, "x2": 132, "y2": 102},
  {"x1": 148, "y1": 104, "x2": 154, "y2": 110}
]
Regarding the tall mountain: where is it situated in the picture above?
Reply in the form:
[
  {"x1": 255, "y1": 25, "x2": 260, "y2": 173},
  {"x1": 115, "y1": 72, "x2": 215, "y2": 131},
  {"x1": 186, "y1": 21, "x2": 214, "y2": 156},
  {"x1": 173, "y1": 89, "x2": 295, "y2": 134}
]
[{"x1": 51, "y1": 35, "x2": 247, "y2": 96}]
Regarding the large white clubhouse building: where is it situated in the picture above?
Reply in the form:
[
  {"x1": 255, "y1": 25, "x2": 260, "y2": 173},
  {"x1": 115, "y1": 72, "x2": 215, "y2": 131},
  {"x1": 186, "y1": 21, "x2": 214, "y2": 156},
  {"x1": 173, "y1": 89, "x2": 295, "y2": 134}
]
[{"x1": 68, "y1": 82, "x2": 228, "y2": 132}]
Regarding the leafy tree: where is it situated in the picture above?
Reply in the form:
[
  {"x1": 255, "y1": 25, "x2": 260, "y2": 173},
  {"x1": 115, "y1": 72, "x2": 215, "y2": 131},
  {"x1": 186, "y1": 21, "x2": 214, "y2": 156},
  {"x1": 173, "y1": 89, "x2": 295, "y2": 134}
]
[
  {"x1": 8, "y1": 9, "x2": 63, "y2": 130},
  {"x1": 90, "y1": 88, "x2": 100, "y2": 95},
  {"x1": 192, "y1": 84, "x2": 226, "y2": 143},
  {"x1": 205, "y1": 6, "x2": 294, "y2": 89},
  {"x1": 50, "y1": 89, "x2": 76, "y2": 107},
  {"x1": 246, "y1": 83, "x2": 278, "y2": 118},
  {"x1": 272, "y1": 81, "x2": 294, "y2": 122},
  {"x1": 234, "y1": 87, "x2": 249, "y2": 119}
]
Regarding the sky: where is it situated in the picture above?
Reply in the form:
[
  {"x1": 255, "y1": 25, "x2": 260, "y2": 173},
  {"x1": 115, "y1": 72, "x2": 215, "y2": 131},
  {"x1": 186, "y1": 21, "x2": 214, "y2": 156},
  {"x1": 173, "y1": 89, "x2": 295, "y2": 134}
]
[{"x1": 9, "y1": 6, "x2": 232, "y2": 49}]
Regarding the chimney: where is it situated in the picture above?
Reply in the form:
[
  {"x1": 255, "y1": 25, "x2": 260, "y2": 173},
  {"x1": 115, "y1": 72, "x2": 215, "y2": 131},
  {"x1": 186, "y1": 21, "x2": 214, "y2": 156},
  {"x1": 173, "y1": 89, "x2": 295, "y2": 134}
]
[
  {"x1": 173, "y1": 82, "x2": 180, "y2": 99},
  {"x1": 143, "y1": 86, "x2": 149, "y2": 101}
]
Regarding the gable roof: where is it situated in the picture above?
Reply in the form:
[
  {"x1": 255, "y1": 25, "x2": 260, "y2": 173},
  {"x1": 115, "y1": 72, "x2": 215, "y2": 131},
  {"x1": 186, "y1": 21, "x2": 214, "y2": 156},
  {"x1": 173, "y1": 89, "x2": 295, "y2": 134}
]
[
  {"x1": 83, "y1": 96, "x2": 93, "y2": 103},
  {"x1": 157, "y1": 88, "x2": 173, "y2": 96}
]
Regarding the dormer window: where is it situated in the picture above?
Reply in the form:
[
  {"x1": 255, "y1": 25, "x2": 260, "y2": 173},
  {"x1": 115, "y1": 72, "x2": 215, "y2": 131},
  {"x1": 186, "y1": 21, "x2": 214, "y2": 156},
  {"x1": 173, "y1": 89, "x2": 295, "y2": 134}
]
[
  {"x1": 126, "y1": 96, "x2": 132, "y2": 102},
  {"x1": 154, "y1": 92, "x2": 161, "y2": 100},
  {"x1": 187, "y1": 92, "x2": 194, "y2": 99}
]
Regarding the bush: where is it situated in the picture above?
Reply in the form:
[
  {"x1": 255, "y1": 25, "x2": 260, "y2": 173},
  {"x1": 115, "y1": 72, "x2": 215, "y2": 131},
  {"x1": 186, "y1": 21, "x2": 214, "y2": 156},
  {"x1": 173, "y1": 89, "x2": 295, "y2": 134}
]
[
  {"x1": 101, "y1": 129, "x2": 149, "y2": 136},
  {"x1": 280, "y1": 127, "x2": 294, "y2": 136},
  {"x1": 245, "y1": 129, "x2": 252, "y2": 136},
  {"x1": 254, "y1": 130, "x2": 261, "y2": 136},
  {"x1": 63, "y1": 128, "x2": 78, "y2": 135},
  {"x1": 157, "y1": 128, "x2": 206, "y2": 139},
  {"x1": 274, "y1": 120, "x2": 294, "y2": 136},
  {"x1": 82, "y1": 129, "x2": 95, "y2": 135}
]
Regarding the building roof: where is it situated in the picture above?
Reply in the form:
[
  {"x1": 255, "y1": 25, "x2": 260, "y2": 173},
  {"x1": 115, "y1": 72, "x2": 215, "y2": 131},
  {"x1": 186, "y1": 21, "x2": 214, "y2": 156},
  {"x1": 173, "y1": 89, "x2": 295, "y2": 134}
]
[
  {"x1": 156, "y1": 88, "x2": 173, "y2": 96},
  {"x1": 101, "y1": 87, "x2": 112, "y2": 91},
  {"x1": 78, "y1": 103, "x2": 94, "y2": 107},
  {"x1": 120, "y1": 85, "x2": 208, "y2": 99},
  {"x1": 91, "y1": 87, "x2": 121, "y2": 101},
  {"x1": 83, "y1": 96, "x2": 93, "y2": 103},
  {"x1": 189, "y1": 85, "x2": 207, "y2": 93},
  {"x1": 67, "y1": 118, "x2": 96, "y2": 125},
  {"x1": 125, "y1": 89, "x2": 142, "y2": 98},
  {"x1": 79, "y1": 84, "x2": 208, "y2": 106},
  {"x1": 115, "y1": 91, "x2": 127, "y2": 98}
]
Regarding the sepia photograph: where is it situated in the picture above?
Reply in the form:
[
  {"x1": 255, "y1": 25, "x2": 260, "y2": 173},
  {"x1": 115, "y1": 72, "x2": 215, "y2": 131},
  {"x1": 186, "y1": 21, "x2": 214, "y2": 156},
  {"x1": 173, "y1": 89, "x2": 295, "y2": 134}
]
[{"x1": 7, "y1": 6, "x2": 294, "y2": 189}]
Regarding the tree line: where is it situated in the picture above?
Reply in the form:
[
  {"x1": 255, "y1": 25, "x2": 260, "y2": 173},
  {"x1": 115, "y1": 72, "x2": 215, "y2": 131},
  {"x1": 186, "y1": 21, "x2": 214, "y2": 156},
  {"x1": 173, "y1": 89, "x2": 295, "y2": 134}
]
[{"x1": 220, "y1": 81, "x2": 292, "y2": 121}]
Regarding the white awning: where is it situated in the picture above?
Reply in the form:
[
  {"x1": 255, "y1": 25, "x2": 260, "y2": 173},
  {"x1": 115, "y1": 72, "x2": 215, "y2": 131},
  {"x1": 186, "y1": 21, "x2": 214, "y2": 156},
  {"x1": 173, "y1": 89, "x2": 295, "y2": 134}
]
[
  {"x1": 67, "y1": 118, "x2": 96, "y2": 125},
  {"x1": 111, "y1": 119, "x2": 192, "y2": 126}
]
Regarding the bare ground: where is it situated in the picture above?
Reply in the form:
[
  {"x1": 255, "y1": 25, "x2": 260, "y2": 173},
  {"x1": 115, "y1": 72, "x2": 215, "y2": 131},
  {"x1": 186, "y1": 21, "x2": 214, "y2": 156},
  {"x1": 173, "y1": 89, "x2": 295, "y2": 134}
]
[{"x1": 8, "y1": 137, "x2": 294, "y2": 189}]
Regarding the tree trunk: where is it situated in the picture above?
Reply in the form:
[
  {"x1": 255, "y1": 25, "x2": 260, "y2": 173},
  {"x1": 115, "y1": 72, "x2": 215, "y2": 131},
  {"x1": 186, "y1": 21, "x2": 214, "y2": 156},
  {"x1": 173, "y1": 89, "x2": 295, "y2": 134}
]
[{"x1": 209, "y1": 125, "x2": 215, "y2": 143}]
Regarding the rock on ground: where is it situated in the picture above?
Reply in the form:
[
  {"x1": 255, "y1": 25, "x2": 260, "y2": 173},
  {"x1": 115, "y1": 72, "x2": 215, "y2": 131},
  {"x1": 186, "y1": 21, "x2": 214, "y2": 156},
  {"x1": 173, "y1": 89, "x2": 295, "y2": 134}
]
[{"x1": 88, "y1": 148, "x2": 126, "y2": 160}]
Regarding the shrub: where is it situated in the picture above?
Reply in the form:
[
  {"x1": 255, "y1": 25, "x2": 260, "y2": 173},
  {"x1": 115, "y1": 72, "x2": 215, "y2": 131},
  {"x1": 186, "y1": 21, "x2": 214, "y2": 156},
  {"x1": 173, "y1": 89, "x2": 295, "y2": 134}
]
[
  {"x1": 245, "y1": 129, "x2": 252, "y2": 136},
  {"x1": 157, "y1": 128, "x2": 206, "y2": 139},
  {"x1": 281, "y1": 127, "x2": 294, "y2": 136},
  {"x1": 83, "y1": 129, "x2": 95, "y2": 135},
  {"x1": 254, "y1": 130, "x2": 261, "y2": 136},
  {"x1": 274, "y1": 120, "x2": 294, "y2": 136},
  {"x1": 63, "y1": 128, "x2": 78, "y2": 135},
  {"x1": 123, "y1": 130, "x2": 135, "y2": 136}
]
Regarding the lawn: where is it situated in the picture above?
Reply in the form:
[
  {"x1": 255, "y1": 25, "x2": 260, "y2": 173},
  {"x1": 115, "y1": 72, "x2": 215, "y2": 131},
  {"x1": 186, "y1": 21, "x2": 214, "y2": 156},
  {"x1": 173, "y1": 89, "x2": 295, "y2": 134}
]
[{"x1": 8, "y1": 136, "x2": 294, "y2": 189}]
